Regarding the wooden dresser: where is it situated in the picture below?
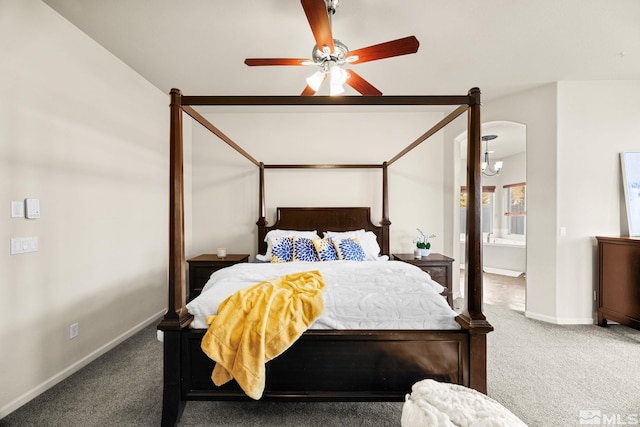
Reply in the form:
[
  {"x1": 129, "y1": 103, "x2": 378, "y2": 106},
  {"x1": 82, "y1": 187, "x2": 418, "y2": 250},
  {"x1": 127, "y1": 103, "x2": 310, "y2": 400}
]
[
  {"x1": 596, "y1": 236, "x2": 640, "y2": 331},
  {"x1": 393, "y1": 253, "x2": 454, "y2": 307},
  {"x1": 186, "y1": 254, "x2": 249, "y2": 302}
]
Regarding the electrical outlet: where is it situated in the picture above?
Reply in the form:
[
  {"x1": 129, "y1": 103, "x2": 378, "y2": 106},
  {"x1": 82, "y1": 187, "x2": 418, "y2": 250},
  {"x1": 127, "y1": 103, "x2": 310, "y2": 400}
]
[{"x1": 70, "y1": 323, "x2": 79, "y2": 339}]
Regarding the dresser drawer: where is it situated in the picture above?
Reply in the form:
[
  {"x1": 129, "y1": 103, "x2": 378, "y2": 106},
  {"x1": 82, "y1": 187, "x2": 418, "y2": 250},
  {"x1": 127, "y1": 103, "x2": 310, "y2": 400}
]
[
  {"x1": 392, "y1": 253, "x2": 454, "y2": 308},
  {"x1": 194, "y1": 267, "x2": 220, "y2": 282},
  {"x1": 194, "y1": 267, "x2": 217, "y2": 283},
  {"x1": 187, "y1": 254, "x2": 249, "y2": 301},
  {"x1": 420, "y1": 266, "x2": 446, "y2": 286},
  {"x1": 192, "y1": 267, "x2": 217, "y2": 294}
]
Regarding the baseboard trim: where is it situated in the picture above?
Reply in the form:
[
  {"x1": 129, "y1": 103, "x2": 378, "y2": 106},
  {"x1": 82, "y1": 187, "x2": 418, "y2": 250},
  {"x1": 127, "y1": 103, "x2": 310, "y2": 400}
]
[
  {"x1": 0, "y1": 310, "x2": 165, "y2": 419},
  {"x1": 525, "y1": 310, "x2": 595, "y2": 325}
]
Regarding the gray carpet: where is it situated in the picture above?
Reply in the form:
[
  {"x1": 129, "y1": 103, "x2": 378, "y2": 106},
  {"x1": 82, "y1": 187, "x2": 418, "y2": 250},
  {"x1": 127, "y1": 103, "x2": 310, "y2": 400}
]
[
  {"x1": 486, "y1": 304, "x2": 640, "y2": 426},
  {"x1": 2, "y1": 304, "x2": 639, "y2": 426}
]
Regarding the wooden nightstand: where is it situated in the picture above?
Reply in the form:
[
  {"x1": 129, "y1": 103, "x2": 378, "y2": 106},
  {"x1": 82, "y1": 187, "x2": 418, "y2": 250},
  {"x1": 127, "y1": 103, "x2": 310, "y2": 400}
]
[
  {"x1": 392, "y1": 253, "x2": 454, "y2": 308},
  {"x1": 186, "y1": 254, "x2": 249, "y2": 301}
]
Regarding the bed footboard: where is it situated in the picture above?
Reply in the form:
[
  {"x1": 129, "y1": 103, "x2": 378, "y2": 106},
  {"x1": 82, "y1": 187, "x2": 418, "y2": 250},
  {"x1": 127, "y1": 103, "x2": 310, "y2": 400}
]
[
  {"x1": 183, "y1": 328, "x2": 470, "y2": 399},
  {"x1": 160, "y1": 323, "x2": 486, "y2": 425},
  {"x1": 159, "y1": 326, "x2": 479, "y2": 425}
]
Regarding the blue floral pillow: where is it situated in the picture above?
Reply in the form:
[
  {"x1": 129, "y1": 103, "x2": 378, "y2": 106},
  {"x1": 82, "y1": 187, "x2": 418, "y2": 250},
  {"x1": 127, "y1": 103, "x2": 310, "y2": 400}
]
[
  {"x1": 332, "y1": 237, "x2": 366, "y2": 261},
  {"x1": 293, "y1": 237, "x2": 319, "y2": 262},
  {"x1": 270, "y1": 237, "x2": 293, "y2": 263},
  {"x1": 312, "y1": 238, "x2": 338, "y2": 261}
]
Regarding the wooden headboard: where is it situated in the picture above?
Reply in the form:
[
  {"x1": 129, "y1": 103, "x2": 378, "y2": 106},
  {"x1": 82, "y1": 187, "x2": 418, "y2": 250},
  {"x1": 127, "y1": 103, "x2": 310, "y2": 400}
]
[{"x1": 257, "y1": 207, "x2": 389, "y2": 256}]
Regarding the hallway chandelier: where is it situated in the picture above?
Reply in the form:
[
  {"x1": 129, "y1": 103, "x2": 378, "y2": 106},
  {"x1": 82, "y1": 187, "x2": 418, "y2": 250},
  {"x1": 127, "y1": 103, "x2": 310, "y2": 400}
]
[{"x1": 481, "y1": 135, "x2": 503, "y2": 177}]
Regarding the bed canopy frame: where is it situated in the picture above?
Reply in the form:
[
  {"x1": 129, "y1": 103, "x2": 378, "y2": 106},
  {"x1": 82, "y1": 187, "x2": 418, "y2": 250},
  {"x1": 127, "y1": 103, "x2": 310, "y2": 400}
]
[{"x1": 158, "y1": 88, "x2": 492, "y2": 426}]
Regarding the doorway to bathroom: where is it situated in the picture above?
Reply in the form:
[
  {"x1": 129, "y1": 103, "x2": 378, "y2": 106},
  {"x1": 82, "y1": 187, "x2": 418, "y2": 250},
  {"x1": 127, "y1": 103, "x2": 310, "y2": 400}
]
[{"x1": 456, "y1": 121, "x2": 526, "y2": 312}]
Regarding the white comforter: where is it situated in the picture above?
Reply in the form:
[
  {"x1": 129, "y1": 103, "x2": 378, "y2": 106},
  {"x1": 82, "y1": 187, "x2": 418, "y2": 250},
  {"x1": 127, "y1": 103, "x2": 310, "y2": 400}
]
[
  {"x1": 401, "y1": 379, "x2": 527, "y2": 427},
  {"x1": 187, "y1": 260, "x2": 460, "y2": 330}
]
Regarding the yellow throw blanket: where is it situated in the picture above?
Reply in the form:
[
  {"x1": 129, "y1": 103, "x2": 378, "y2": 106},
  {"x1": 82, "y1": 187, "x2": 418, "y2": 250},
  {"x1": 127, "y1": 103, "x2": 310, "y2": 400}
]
[{"x1": 201, "y1": 270, "x2": 325, "y2": 400}]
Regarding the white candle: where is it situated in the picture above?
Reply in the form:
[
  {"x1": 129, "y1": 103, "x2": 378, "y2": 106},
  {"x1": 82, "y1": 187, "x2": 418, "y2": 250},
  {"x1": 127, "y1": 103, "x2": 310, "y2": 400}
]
[{"x1": 217, "y1": 247, "x2": 227, "y2": 258}]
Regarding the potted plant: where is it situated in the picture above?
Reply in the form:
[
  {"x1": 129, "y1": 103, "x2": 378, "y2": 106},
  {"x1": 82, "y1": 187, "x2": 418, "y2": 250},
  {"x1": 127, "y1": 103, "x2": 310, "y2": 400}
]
[{"x1": 414, "y1": 228, "x2": 435, "y2": 258}]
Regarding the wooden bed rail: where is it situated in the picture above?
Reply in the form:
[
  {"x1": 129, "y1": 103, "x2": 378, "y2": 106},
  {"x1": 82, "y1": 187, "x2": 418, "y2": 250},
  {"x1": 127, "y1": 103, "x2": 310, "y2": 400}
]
[
  {"x1": 182, "y1": 105, "x2": 260, "y2": 167},
  {"x1": 180, "y1": 95, "x2": 474, "y2": 107},
  {"x1": 387, "y1": 104, "x2": 468, "y2": 166},
  {"x1": 263, "y1": 164, "x2": 382, "y2": 169}
]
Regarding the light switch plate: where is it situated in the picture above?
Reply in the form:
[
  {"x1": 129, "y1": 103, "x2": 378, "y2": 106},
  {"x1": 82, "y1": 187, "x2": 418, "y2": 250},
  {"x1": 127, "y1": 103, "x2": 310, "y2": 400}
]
[
  {"x1": 11, "y1": 201, "x2": 24, "y2": 218},
  {"x1": 10, "y1": 237, "x2": 38, "y2": 255}
]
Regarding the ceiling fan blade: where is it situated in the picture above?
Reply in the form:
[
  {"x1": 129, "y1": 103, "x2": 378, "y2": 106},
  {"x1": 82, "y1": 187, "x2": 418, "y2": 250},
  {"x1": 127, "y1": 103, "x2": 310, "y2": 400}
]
[
  {"x1": 301, "y1": 85, "x2": 317, "y2": 96},
  {"x1": 347, "y1": 36, "x2": 419, "y2": 64},
  {"x1": 346, "y1": 69, "x2": 383, "y2": 96},
  {"x1": 244, "y1": 58, "x2": 309, "y2": 66},
  {"x1": 301, "y1": 0, "x2": 334, "y2": 52}
]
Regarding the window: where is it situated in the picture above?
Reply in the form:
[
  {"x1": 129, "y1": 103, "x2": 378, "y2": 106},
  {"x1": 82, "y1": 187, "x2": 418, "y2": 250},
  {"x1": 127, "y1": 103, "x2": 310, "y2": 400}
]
[
  {"x1": 504, "y1": 182, "x2": 526, "y2": 236},
  {"x1": 460, "y1": 186, "x2": 495, "y2": 235}
]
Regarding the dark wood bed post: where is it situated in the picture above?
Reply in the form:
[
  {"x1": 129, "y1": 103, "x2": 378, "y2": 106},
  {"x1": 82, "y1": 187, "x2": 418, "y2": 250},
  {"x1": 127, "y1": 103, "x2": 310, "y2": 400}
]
[
  {"x1": 158, "y1": 88, "x2": 191, "y2": 427},
  {"x1": 381, "y1": 161, "x2": 391, "y2": 255},
  {"x1": 457, "y1": 87, "x2": 493, "y2": 393},
  {"x1": 257, "y1": 162, "x2": 267, "y2": 250}
]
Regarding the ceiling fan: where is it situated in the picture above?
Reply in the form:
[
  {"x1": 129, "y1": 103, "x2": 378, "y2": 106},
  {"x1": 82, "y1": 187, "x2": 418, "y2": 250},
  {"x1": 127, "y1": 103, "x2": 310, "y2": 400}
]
[{"x1": 244, "y1": 0, "x2": 420, "y2": 96}]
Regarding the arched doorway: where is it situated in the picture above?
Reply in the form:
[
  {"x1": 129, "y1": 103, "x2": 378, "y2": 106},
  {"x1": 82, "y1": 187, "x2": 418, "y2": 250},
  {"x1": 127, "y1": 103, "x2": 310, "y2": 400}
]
[{"x1": 456, "y1": 121, "x2": 527, "y2": 312}]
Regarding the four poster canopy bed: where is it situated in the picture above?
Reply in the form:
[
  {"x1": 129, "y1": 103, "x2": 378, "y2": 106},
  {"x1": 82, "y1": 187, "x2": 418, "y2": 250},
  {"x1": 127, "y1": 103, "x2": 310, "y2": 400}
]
[{"x1": 157, "y1": 88, "x2": 492, "y2": 426}]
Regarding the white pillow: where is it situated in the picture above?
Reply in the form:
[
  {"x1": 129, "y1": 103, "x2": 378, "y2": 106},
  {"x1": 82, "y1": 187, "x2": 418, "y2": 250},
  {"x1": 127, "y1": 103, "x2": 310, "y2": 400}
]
[
  {"x1": 256, "y1": 229, "x2": 320, "y2": 261},
  {"x1": 322, "y1": 230, "x2": 382, "y2": 261}
]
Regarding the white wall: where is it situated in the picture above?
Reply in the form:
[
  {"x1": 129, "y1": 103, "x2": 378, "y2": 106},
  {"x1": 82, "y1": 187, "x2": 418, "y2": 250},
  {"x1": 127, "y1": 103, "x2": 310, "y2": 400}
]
[
  {"x1": 482, "y1": 85, "x2": 560, "y2": 322},
  {"x1": 556, "y1": 80, "x2": 640, "y2": 322},
  {"x1": 190, "y1": 109, "x2": 447, "y2": 259},
  {"x1": 0, "y1": 0, "x2": 169, "y2": 417}
]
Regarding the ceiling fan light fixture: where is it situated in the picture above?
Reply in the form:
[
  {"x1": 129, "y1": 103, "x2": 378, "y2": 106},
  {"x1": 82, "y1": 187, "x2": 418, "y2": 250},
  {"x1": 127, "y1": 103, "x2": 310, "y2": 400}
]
[
  {"x1": 329, "y1": 64, "x2": 348, "y2": 85},
  {"x1": 328, "y1": 63, "x2": 348, "y2": 95},
  {"x1": 330, "y1": 82, "x2": 345, "y2": 96},
  {"x1": 306, "y1": 71, "x2": 325, "y2": 91},
  {"x1": 311, "y1": 39, "x2": 349, "y2": 64}
]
